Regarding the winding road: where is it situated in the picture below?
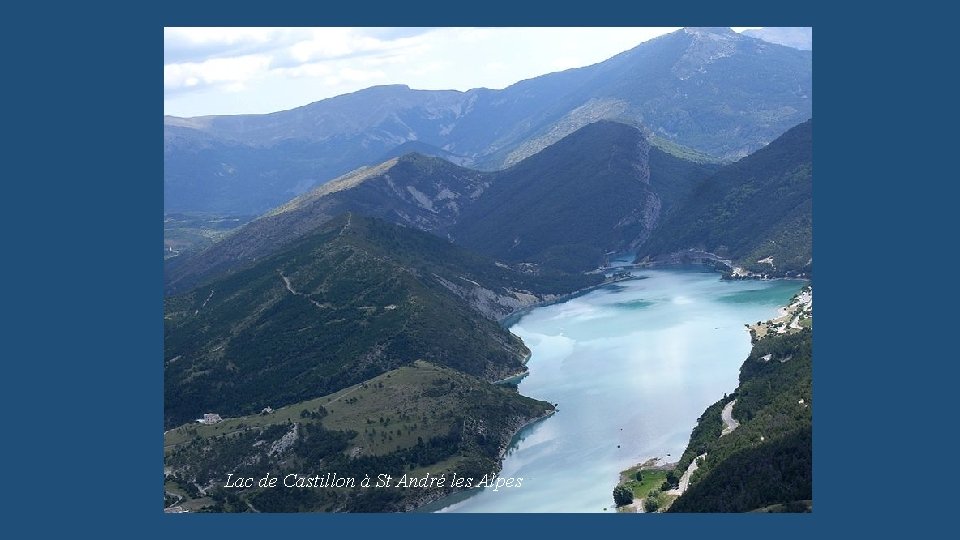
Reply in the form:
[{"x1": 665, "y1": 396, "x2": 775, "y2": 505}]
[
  {"x1": 279, "y1": 271, "x2": 329, "y2": 309},
  {"x1": 721, "y1": 399, "x2": 740, "y2": 436},
  {"x1": 667, "y1": 453, "x2": 706, "y2": 496}
]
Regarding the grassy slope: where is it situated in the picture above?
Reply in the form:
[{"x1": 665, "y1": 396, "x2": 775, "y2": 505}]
[
  {"x1": 164, "y1": 361, "x2": 553, "y2": 512},
  {"x1": 619, "y1": 467, "x2": 670, "y2": 500}
]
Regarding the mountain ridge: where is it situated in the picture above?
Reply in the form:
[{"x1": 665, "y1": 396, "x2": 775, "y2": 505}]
[
  {"x1": 165, "y1": 27, "x2": 811, "y2": 215},
  {"x1": 742, "y1": 27, "x2": 812, "y2": 50},
  {"x1": 164, "y1": 153, "x2": 495, "y2": 295},
  {"x1": 165, "y1": 120, "x2": 719, "y2": 293},
  {"x1": 452, "y1": 120, "x2": 718, "y2": 272}
]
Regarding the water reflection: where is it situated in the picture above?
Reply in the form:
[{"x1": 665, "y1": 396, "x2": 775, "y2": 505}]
[{"x1": 434, "y1": 268, "x2": 803, "y2": 512}]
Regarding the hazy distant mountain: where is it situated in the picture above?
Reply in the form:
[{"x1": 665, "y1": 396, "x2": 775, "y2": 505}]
[
  {"x1": 165, "y1": 27, "x2": 811, "y2": 215},
  {"x1": 371, "y1": 139, "x2": 471, "y2": 166},
  {"x1": 165, "y1": 121, "x2": 717, "y2": 293},
  {"x1": 637, "y1": 119, "x2": 812, "y2": 275},
  {"x1": 742, "y1": 27, "x2": 812, "y2": 50}
]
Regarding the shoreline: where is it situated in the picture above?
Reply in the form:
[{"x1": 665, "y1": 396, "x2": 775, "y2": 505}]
[
  {"x1": 615, "y1": 278, "x2": 809, "y2": 511},
  {"x1": 492, "y1": 351, "x2": 532, "y2": 385},
  {"x1": 498, "y1": 274, "x2": 634, "y2": 329},
  {"x1": 436, "y1": 263, "x2": 752, "y2": 513},
  {"x1": 406, "y1": 407, "x2": 557, "y2": 512},
  {"x1": 425, "y1": 265, "x2": 808, "y2": 513},
  {"x1": 413, "y1": 273, "x2": 634, "y2": 511},
  {"x1": 492, "y1": 368, "x2": 529, "y2": 385},
  {"x1": 632, "y1": 250, "x2": 811, "y2": 281}
]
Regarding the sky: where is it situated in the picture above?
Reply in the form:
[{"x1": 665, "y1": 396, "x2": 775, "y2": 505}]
[{"x1": 164, "y1": 27, "x2": 762, "y2": 118}]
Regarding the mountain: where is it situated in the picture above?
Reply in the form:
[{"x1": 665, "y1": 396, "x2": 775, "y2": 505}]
[
  {"x1": 453, "y1": 121, "x2": 719, "y2": 272},
  {"x1": 637, "y1": 119, "x2": 812, "y2": 276},
  {"x1": 165, "y1": 121, "x2": 717, "y2": 293},
  {"x1": 163, "y1": 86, "x2": 468, "y2": 215},
  {"x1": 165, "y1": 27, "x2": 812, "y2": 215},
  {"x1": 371, "y1": 140, "x2": 470, "y2": 166},
  {"x1": 163, "y1": 213, "x2": 600, "y2": 428},
  {"x1": 743, "y1": 28, "x2": 812, "y2": 50},
  {"x1": 164, "y1": 154, "x2": 495, "y2": 295}
]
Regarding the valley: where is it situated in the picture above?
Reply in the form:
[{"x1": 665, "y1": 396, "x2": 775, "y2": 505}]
[
  {"x1": 163, "y1": 213, "x2": 252, "y2": 259},
  {"x1": 428, "y1": 268, "x2": 804, "y2": 512},
  {"x1": 162, "y1": 26, "x2": 813, "y2": 513}
]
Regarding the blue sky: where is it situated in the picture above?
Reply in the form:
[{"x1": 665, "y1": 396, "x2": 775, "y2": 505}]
[{"x1": 164, "y1": 27, "x2": 763, "y2": 118}]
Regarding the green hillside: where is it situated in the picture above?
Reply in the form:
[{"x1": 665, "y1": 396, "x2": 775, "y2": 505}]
[
  {"x1": 163, "y1": 154, "x2": 491, "y2": 296},
  {"x1": 638, "y1": 119, "x2": 812, "y2": 276},
  {"x1": 164, "y1": 213, "x2": 598, "y2": 428},
  {"x1": 453, "y1": 121, "x2": 717, "y2": 272},
  {"x1": 667, "y1": 327, "x2": 812, "y2": 512},
  {"x1": 166, "y1": 121, "x2": 717, "y2": 292}
]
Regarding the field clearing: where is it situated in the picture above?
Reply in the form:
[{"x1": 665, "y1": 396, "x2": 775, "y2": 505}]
[{"x1": 164, "y1": 361, "x2": 526, "y2": 458}]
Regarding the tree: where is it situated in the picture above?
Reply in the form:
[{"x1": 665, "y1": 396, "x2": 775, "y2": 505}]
[
  {"x1": 635, "y1": 470, "x2": 643, "y2": 482},
  {"x1": 613, "y1": 485, "x2": 633, "y2": 506},
  {"x1": 665, "y1": 470, "x2": 679, "y2": 488}
]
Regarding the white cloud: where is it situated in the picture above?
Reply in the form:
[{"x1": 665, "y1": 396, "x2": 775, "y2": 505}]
[
  {"x1": 164, "y1": 54, "x2": 272, "y2": 93},
  {"x1": 410, "y1": 61, "x2": 447, "y2": 77},
  {"x1": 164, "y1": 27, "x2": 301, "y2": 64},
  {"x1": 550, "y1": 56, "x2": 585, "y2": 71},
  {"x1": 285, "y1": 28, "x2": 429, "y2": 64},
  {"x1": 164, "y1": 27, "x2": 691, "y2": 117},
  {"x1": 288, "y1": 29, "x2": 357, "y2": 62},
  {"x1": 274, "y1": 61, "x2": 333, "y2": 79},
  {"x1": 338, "y1": 67, "x2": 386, "y2": 83},
  {"x1": 455, "y1": 28, "x2": 495, "y2": 43},
  {"x1": 165, "y1": 27, "x2": 280, "y2": 47},
  {"x1": 360, "y1": 54, "x2": 407, "y2": 67}
]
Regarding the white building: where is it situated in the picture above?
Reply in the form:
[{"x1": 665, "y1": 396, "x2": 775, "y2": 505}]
[{"x1": 198, "y1": 413, "x2": 223, "y2": 424}]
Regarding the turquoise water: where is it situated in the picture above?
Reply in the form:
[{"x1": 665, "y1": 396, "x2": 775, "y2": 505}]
[{"x1": 433, "y1": 267, "x2": 803, "y2": 513}]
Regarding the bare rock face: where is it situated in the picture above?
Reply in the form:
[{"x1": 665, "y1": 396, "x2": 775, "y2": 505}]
[
  {"x1": 673, "y1": 27, "x2": 739, "y2": 80},
  {"x1": 432, "y1": 274, "x2": 559, "y2": 322}
]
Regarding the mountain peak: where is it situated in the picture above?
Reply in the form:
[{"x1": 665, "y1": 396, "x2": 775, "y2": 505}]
[
  {"x1": 683, "y1": 27, "x2": 737, "y2": 37},
  {"x1": 742, "y1": 27, "x2": 812, "y2": 50},
  {"x1": 358, "y1": 83, "x2": 411, "y2": 93},
  {"x1": 672, "y1": 27, "x2": 743, "y2": 81},
  {"x1": 390, "y1": 151, "x2": 473, "y2": 175},
  {"x1": 396, "y1": 151, "x2": 435, "y2": 163}
]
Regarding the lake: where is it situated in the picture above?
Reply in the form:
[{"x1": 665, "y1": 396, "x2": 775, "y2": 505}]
[{"x1": 428, "y1": 266, "x2": 803, "y2": 512}]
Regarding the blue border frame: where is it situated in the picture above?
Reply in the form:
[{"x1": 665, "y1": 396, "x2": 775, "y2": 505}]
[{"x1": 11, "y1": 0, "x2": 915, "y2": 535}]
